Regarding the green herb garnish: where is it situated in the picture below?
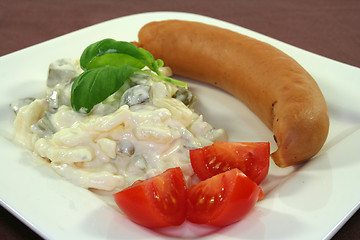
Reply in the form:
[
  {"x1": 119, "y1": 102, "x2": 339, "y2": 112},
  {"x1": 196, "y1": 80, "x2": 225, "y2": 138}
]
[{"x1": 71, "y1": 39, "x2": 187, "y2": 113}]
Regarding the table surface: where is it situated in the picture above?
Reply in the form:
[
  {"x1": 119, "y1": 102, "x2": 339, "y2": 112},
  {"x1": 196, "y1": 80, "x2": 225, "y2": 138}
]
[{"x1": 0, "y1": 0, "x2": 359, "y2": 239}]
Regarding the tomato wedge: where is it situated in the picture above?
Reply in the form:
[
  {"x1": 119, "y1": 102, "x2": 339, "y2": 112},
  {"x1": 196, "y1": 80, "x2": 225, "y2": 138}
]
[
  {"x1": 187, "y1": 168, "x2": 261, "y2": 226},
  {"x1": 113, "y1": 167, "x2": 187, "y2": 228},
  {"x1": 190, "y1": 142, "x2": 270, "y2": 184}
]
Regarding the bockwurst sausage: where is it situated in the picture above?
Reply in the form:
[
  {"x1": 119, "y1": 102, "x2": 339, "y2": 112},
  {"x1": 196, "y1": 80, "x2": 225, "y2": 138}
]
[{"x1": 137, "y1": 20, "x2": 329, "y2": 167}]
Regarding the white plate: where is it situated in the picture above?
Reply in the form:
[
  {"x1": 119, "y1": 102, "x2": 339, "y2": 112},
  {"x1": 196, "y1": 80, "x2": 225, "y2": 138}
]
[{"x1": 1, "y1": 11, "x2": 360, "y2": 240}]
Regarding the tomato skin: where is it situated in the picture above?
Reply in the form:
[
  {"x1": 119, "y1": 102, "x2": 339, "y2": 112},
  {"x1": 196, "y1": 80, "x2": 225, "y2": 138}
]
[
  {"x1": 187, "y1": 168, "x2": 261, "y2": 226},
  {"x1": 113, "y1": 167, "x2": 187, "y2": 228},
  {"x1": 190, "y1": 142, "x2": 270, "y2": 185}
]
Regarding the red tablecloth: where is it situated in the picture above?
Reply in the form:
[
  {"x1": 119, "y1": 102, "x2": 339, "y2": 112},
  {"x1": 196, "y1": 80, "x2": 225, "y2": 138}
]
[{"x1": 1, "y1": 0, "x2": 359, "y2": 239}]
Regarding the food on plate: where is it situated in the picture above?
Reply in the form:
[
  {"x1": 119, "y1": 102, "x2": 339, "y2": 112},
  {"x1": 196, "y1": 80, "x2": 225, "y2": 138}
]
[
  {"x1": 113, "y1": 167, "x2": 187, "y2": 228},
  {"x1": 11, "y1": 40, "x2": 227, "y2": 192},
  {"x1": 190, "y1": 142, "x2": 270, "y2": 185},
  {"x1": 114, "y1": 167, "x2": 262, "y2": 228},
  {"x1": 137, "y1": 20, "x2": 330, "y2": 167},
  {"x1": 187, "y1": 168, "x2": 262, "y2": 226}
]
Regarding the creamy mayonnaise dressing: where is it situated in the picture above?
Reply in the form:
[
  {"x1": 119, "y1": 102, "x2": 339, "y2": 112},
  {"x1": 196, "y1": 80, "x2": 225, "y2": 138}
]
[{"x1": 12, "y1": 59, "x2": 227, "y2": 192}]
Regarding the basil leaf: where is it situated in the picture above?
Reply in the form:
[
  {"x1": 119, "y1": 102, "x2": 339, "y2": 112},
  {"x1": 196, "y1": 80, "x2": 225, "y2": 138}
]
[
  {"x1": 137, "y1": 47, "x2": 157, "y2": 71},
  {"x1": 86, "y1": 53, "x2": 146, "y2": 70},
  {"x1": 80, "y1": 39, "x2": 152, "y2": 71},
  {"x1": 71, "y1": 65, "x2": 136, "y2": 113}
]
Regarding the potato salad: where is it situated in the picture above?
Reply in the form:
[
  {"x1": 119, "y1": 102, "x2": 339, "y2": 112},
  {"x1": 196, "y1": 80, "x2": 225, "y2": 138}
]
[{"x1": 11, "y1": 58, "x2": 227, "y2": 192}]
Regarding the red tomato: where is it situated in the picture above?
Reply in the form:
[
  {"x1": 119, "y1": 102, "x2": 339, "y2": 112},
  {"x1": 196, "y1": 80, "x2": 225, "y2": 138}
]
[
  {"x1": 187, "y1": 168, "x2": 261, "y2": 226},
  {"x1": 113, "y1": 167, "x2": 187, "y2": 228},
  {"x1": 189, "y1": 142, "x2": 270, "y2": 184}
]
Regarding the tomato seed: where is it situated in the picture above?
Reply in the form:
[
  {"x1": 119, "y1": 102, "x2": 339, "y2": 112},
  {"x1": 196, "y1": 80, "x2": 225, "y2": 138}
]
[
  {"x1": 222, "y1": 164, "x2": 230, "y2": 171},
  {"x1": 214, "y1": 162, "x2": 222, "y2": 169},
  {"x1": 198, "y1": 196, "x2": 205, "y2": 205},
  {"x1": 208, "y1": 157, "x2": 216, "y2": 165},
  {"x1": 170, "y1": 195, "x2": 176, "y2": 204}
]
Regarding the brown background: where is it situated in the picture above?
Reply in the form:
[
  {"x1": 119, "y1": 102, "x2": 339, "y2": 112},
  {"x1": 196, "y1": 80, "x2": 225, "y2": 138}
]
[{"x1": 0, "y1": 0, "x2": 359, "y2": 239}]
